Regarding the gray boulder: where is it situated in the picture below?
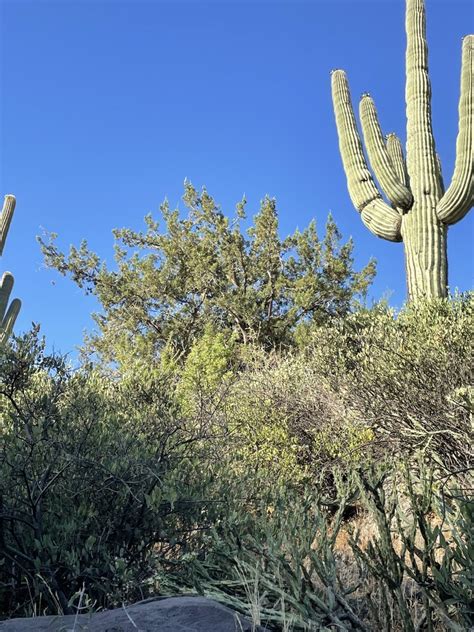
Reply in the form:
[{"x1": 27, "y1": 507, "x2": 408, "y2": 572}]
[{"x1": 0, "y1": 596, "x2": 266, "y2": 631}]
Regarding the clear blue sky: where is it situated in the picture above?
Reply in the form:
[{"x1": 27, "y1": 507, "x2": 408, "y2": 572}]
[{"x1": 1, "y1": 0, "x2": 473, "y2": 357}]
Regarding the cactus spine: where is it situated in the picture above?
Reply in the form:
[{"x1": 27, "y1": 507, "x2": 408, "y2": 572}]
[
  {"x1": 331, "y1": 0, "x2": 473, "y2": 300},
  {"x1": 0, "y1": 195, "x2": 21, "y2": 346}
]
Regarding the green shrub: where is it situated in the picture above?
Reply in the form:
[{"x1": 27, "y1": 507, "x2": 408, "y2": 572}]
[
  {"x1": 220, "y1": 347, "x2": 374, "y2": 483},
  {"x1": 302, "y1": 293, "x2": 473, "y2": 477},
  {"x1": 1, "y1": 293, "x2": 471, "y2": 627},
  {"x1": 176, "y1": 325, "x2": 238, "y2": 417},
  {"x1": 168, "y1": 295, "x2": 472, "y2": 490},
  {"x1": 0, "y1": 329, "x2": 227, "y2": 617},
  {"x1": 170, "y1": 462, "x2": 473, "y2": 631}
]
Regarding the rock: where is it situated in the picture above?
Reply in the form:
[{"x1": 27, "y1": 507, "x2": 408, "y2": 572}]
[{"x1": 0, "y1": 596, "x2": 265, "y2": 631}]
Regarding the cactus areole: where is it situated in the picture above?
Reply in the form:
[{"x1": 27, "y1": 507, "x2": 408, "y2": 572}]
[{"x1": 331, "y1": 0, "x2": 473, "y2": 300}]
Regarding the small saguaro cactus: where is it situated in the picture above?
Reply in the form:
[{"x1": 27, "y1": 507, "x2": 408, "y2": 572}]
[
  {"x1": 331, "y1": 0, "x2": 473, "y2": 300},
  {"x1": 0, "y1": 195, "x2": 21, "y2": 346}
]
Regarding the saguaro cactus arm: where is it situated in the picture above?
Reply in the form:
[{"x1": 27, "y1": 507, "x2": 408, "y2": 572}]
[
  {"x1": 386, "y1": 133, "x2": 410, "y2": 187},
  {"x1": 359, "y1": 95, "x2": 413, "y2": 210},
  {"x1": 405, "y1": 0, "x2": 443, "y2": 201},
  {"x1": 0, "y1": 272, "x2": 21, "y2": 346},
  {"x1": 331, "y1": 70, "x2": 402, "y2": 242},
  {"x1": 0, "y1": 195, "x2": 16, "y2": 256},
  {"x1": 0, "y1": 194, "x2": 21, "y2": 345},
  {"x1": 436, "y1": 35, "x2": 474, "y2": 225}
]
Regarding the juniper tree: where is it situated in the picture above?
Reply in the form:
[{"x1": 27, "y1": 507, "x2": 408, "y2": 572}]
[
  {"x1": 331, "y1": 0, "x2": 473, "y2": 300},
  {"x1": 39, "y1": 182, "x2": 375, "y2": 364}
]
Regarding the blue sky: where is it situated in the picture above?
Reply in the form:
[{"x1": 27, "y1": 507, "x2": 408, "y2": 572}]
[{"x1": 1, "y1": 0, "x2": 473, "y2": 357}]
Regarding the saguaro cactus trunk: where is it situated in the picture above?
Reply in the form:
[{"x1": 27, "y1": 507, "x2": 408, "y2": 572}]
[
  {"x1": 331, "y1": 0, "x2": 473, "y2": 300},
  {"x1": 0, "y1": 195, "x2": 21, "y2": 345}
]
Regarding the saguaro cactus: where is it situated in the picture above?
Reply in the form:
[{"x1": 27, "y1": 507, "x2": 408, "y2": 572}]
[
  {"x1": 0, "y1": 195, "x2": 21, "y2": 345},
  {"x1": 331, "y1": 0, "x2": 473, "y2": 300}
]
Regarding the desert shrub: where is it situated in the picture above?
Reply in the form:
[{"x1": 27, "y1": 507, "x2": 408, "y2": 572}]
[
  {"x1": 220, "y1": 347, "x2": 374, "y2": 484},
  {"x1": 114, "y1": 294, "x2": 472, "y2": 627},
  {"x1": 1, "y1": 294, "x2": 471, "y2": 626},
  {"x1": 350, "y1": 462, "x2": 474, "y2": 631},
  {"x1": 195, "y1": 294, "x2": 473, "y2": 486},
  {"x1": 0, "y1": 329, "x2": 233, "y2": 617},
  {"x1": 167, "y1": 295, "x2": 471, "y2": 488},
  {"x1": 301, "y1": 294, "x2": 473, "y2": 478},
  {"x1": 169, "y1": 462, "x2": 473, "y2": 631},
  {"x1": 161, "y1": 470, "x2": 363, "y2": 630},
  {"x1": 176, "y1": 325, "x2": 238, "y2": 417}
]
